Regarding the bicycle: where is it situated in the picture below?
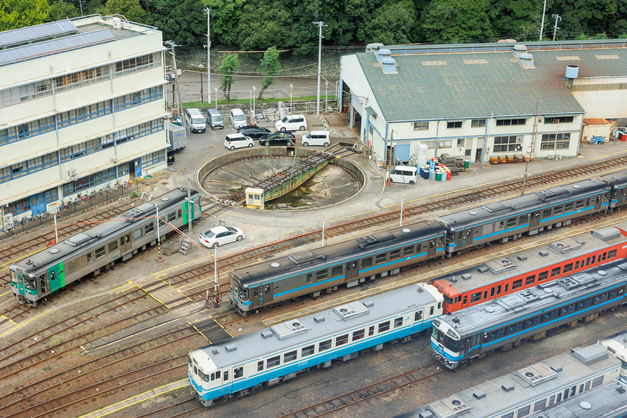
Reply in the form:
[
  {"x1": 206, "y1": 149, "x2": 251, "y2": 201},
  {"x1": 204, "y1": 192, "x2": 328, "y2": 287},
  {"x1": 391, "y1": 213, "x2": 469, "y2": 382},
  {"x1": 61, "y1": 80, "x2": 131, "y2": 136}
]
[{"x1": 213, "y1": 220, "x2": 225, "y2": 227}]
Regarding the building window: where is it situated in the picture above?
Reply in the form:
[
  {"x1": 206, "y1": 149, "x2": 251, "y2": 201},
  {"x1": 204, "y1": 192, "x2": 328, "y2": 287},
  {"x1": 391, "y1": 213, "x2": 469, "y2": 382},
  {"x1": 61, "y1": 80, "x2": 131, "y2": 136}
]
[
  {"x1": 471, "y1": 119, "x2": 486, "y2": 128},
  {"x1": 447, "y1": 121, "x2": 462, "y2": 129},
  {"x1": 545, "y1": 116, "x2": 573, "y2": 124},
  {"x1": 493, "y1": 136, "x2": 519, "y2": 152},
  {"x1": 413, "y1": 122, "x2": 429, "y2": 131},
  {"x1": 457, "y1": 138, "x2": 465, "y2": 147},
  {"x1": 541, "y1": 133, "x2": 570, "y2": 150},
  {"x1": 496, "y1": 118, "x2": 526, "y2": 126}
]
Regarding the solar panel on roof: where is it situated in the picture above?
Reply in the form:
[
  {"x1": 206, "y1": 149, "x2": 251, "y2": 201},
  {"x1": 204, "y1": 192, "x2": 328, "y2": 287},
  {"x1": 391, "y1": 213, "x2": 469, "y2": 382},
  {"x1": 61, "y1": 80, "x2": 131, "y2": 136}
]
[
  {"x1": 0, "y1": 19, "x2": 77, "y2": 49},
  {"x1": 0, "y1": 29, "x2": 115, "y2": 66}
]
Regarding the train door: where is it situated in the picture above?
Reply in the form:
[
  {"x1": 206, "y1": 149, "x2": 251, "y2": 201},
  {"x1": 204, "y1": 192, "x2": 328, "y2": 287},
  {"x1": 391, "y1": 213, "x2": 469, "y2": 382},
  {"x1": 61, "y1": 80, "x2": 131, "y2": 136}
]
[
  {"x1": 221, "y1": 369, "x2": 231, "y2": 394},
  {"x1": 346, "y1": 261, "x2": 358, "y2": 281},
  {"x1": 16, "y1": 272, "x2": 25, "y2": 296},
  {"x1": 529, "y1": 211, "x2": 541, "y2": 228},
  {"x1": 121, "y1": 233, "x2": 132, "y2": 254},
  {"x1": 39, "y1": 274, "x2": 48, "y2": 295},
  {"x1": 48, "y1": 265, "x2": 62, "y2": 293},
  {"x1": 427, "y1": 239, "x2": 437, "y2": 258}
]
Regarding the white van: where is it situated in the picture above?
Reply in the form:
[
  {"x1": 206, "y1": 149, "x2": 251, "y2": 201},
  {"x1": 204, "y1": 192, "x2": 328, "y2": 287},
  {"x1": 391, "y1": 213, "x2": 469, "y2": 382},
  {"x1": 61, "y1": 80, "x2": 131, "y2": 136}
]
[
  {"x1": 230, "y1": 108, "x2": 246, "y2": 129},
  {"x1": 224, "y1": 133, "x2": 254, "y2": 150},
  {"x1": 206, "y1": 109, "x2": 224, "y2": 130},
  {"x1": 185, "y1": 108, "x2": 206, "y2": 133},
  {"x1": 386, "y1": 166, "x2": 418, "y2": 185},
  {"x1": 302, "y1": 131, "x2": 330, "y2": 147},
  {"x1": 276, "y1": 114, "x2": 307, "y2": 132}
]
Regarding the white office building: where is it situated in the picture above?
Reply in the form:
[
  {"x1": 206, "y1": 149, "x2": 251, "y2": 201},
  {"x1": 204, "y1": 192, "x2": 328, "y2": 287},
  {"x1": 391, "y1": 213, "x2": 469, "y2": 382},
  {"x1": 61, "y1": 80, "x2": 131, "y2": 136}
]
[{"x1": 0, "y1": 15, "x2": 169, "y2": 230}]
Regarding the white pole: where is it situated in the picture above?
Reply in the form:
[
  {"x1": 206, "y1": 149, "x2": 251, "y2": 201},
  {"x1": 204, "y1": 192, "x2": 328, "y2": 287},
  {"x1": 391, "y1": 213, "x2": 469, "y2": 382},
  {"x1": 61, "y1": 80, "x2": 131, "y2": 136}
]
[
  {"x1": 215, "y1": 88, "x2": 218, "y2": 109},
  {"x1": 156, "y1": 204, "x2": 162, "y2": 261},
  {"x1": 53, "y1": 214, "x2": 58, "y2": 243},
  {"x1": 539, "y1": 0, "x2": 547, "y2": 40},
  {"x1": 325, "y1": 82, "x2": 328, "y2": 112},
  {"x1": 214, "y1": 246, "x2": 218, "y2": 305},
  {"x1": 253, "y1": 86, "x2": 256, "y2": 119},
  {"x1": 290, "y1": 84, "x2": 293, "y2": 113},
  {"x1": 314, "y1": 21, "x2": 324, "y2": 115},
  {"x1": 321, "y1": 217, "x2": 325, "y2": 247},
  {"x1": 205, "y1": 8, "x2": 212, "y2": 104},
  {"x1": 400, "y1": 198, "x2": 404, "y2": 227}
]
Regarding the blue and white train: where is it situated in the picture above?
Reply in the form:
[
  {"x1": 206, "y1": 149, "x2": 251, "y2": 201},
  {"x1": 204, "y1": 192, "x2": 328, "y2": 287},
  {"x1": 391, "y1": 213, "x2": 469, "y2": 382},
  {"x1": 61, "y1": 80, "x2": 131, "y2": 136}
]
[
  {"x1": 431, "y1": 259, "x2": 627, "y2": 369},
  {"x1": 188, "y1": 283, "x2": 443, "y2": 406}
]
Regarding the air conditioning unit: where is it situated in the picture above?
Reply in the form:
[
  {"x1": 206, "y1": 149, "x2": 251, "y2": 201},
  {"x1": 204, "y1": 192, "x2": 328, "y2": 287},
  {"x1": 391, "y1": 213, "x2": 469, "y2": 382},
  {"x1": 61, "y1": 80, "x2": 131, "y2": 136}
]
[
  {"x1": 111, "y1": 156, "x2": 119, "y2": 164},
  {"x1": 47, "y1": 201, "x2": 61, "y2": 214},
  {"x1": 68, "y1": 168, "x2": 77, "y2": 179},
  {"x1": 2, "y1": 213, "x2": 13, "y2": 230},
  {"x1": 112, "y1": 17, "x2": 122, "y2": 30}
]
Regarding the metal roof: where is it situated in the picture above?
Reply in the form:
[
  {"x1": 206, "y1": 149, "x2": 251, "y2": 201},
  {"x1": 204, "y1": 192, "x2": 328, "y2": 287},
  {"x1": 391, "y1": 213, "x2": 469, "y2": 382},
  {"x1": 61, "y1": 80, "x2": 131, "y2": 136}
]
[
  {"x1": 0, "y1": 19, "x2": 77, "y2": 49},
  {"x1": 0, "y1": 29, "x2": 115, "y2": 66},
  {"x1": 355, "y1": 48, "x2": 589, "y2": 121}
]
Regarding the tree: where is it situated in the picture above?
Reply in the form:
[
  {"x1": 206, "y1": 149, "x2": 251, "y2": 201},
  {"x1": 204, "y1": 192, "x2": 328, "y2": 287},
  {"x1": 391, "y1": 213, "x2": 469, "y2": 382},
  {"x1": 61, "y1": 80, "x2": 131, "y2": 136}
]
[
  {"x1": 144, "y1": 0, "x2": 205, "y2": 44},
  {"x1": 219, "y1": 53, "x2": 239, "y2": 102},
  {"x1": 356, "y1": 1, "x2": 416, "y2": 45},
  {"x1": 106, "y1": 0, "x2": 149, "y2": 23},
  {"x1": 422, "y1": 0, "x2": 493, "y2": 43},
  {"x1": 203, "y1": 0, "x2": 246, "y2": 47},
  {"x1": 488, "y1": 0, "x2": 541, "y2": 41},
  {"x1": 257, "y1": 47, "x2": 281, "y2": 100},
  {"x1": 237, "y1": 0, "x2": 291, "y2": 51},
  {"x1": 49, "y1": 1, "x2": 80, "y2": 21},
  {"x1": 0, "y1": 0, "x2": 49, "y2": 31}
]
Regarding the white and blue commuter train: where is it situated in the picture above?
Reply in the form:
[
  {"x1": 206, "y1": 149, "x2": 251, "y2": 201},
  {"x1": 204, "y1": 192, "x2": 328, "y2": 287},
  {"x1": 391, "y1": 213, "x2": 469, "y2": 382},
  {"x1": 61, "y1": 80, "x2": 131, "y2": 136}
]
[
  {"x1": 188, "y1": 283, "x2": 443, "y2": 406},
  {"x1": 431, "y1": 260, "x2": 627, "y2": 370},
  {"x1": 400, "y1": 334, "x2": 627, "y2": 418}
]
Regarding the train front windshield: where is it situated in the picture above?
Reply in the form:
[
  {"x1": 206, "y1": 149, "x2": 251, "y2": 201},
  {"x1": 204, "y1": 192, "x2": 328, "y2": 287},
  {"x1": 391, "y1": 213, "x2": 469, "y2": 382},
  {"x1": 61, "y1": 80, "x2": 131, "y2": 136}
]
[{"x1": 432, "y1": 326, "x2": 462, "y2": 352}]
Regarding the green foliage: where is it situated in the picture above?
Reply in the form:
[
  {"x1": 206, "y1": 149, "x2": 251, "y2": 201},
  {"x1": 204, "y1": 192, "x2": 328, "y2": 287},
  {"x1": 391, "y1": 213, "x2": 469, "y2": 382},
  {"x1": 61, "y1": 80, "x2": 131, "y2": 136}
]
[
  {"x1": 488, "y1": 0, "x2": 541, "y2": 41},
  {"x1": 423, "y1": 0, "x2": 493, "y2": 43},
  {"x1": 106, "y1": 0, "x2": 149, "y2": 23},
  {"x1": 144, "y1": 0, "x2": 205, "y2": 44},
  {"x1": 257, "y1": 47, "x2": 281, "y2": 100},
  {"x1": 219, "y1": 53, "x2": 239, "y2": 102},
  {"x1": 203, "y1": 0, "x2": 245, "y2": 46},
  {"x1": 236, "y1": 0, "x2": 291, "y2": 51},
  {"x1": 592, "y1": 31, "x2": 608, "y2": 39},
  {"x1": 49, "y1": 1, "x2": 80, "y2": 21},
  {"x1": 356, "y1": 1, "x2": 416, "y2": 44},
  {"x1": 0, "y1": 0, "x2": 49, "y2": 31}
]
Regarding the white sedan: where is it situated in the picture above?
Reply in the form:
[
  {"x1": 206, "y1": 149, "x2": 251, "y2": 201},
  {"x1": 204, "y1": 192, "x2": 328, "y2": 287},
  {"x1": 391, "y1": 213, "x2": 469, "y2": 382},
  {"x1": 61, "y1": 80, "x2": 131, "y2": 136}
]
[{"x1": 199, "y1": 226, "x2": 245, "y2": 249}]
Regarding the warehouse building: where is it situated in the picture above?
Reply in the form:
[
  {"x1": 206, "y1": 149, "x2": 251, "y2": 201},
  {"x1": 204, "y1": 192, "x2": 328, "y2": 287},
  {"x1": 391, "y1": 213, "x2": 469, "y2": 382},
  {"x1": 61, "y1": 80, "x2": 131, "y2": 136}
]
[
  {"x1": 339, "y1": 39, "x2": 627, "y2": 167},
  {"x1": 0, "y1": 15, "x2": 169, "y2": 230}
]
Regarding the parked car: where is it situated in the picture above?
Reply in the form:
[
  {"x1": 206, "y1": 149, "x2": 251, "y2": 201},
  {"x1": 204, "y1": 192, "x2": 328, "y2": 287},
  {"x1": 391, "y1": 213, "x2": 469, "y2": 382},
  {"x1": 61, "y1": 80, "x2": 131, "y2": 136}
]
[
  {"x1": 259, "y1": 132, "x2": 295, "y2": 146},
  {"x1": 386, "y1": 165, "x2": 418, "y2": 184},
  {"x1": 206, "y1": 109, "x2": 224, "y2": 130},
  {"x1": 185, "y1": 108, "x2": 207, "y2": 133},
  {"x1": 237, "y1": 126, "x2": 271, "y2": 140},
  {"x1": 301, "y1": 131, "x2": 330, "y2": 147},
  {"x1": 199, "y1": 226, "x2": 245, "y2": 249},
  {"x1": 224, "y1": 133, "x2": 254, "y2": 150},
  {"x1": 275, "y1": 114, "x2": 307, "y2": 132},
  {"x1": 230, "y1": 108, "x2": 247, "y2": 129}
]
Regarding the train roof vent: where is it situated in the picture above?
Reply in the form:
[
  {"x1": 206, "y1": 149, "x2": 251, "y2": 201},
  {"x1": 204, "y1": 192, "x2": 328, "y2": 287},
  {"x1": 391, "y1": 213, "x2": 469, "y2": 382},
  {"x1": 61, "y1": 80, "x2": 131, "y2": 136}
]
[
  {"x1": 461, "y1": 274, "x2": 472, "y2": 280},
  {"x1": 571, "y1": 343, "x2": 608, "y2": 365},
  {"x1": 261, "y1": 330, "x2": 273, "y2": 339},
  {"x1": 356, "y1": 232, "x2": 395, "y2": 249},
  {"x1": 481, "y1": 203, "x2": 512, "y2": 213},
  {"x1": 515, "y1": 363, "x2": 557, "y2": 386},
  {"x1": 288, "y1": 251, "x2": 318, "y2": 265},
  {"x1": 517, "y1": 255, "x2": 527, "y2": 261},
  {"x1": 557, "y1": 273, "x2": 596, "y2": 290},
  {"x1": 427, "y1": 395, "x2": 470, "y2": 418},
  {"x1": 418, "y1": 411, "x2": 434, "y2": 418},
  {"x1": 472, "y1": 390, "x2": 486, "y2": 399},
  {"x1": 496, "y1": 290, "x2": 537, "y2": 310},
  {"x1": 270, "y1": 320, "x2": 308, "y2": 340},
  {"x1": 64, "y1": 232, "x2": 94, "y2": 247},
  {"x1": 592, "y1": 226, "x2": 621, "y2": 241},
  {"x1": 332, "y1": 301, "x2": 370, "y2": 321},
  {"x1": 502, "y1": 383, "x2": 515, "y2": 392},
  {"x1": 485, "y1": 258, "x2": 516, "y2": 274},
  {"x1": 224, "y1": 344, "x2": 237, "y2": 352},
  {"x1": 477, "y1": 266, "x2": 488, "y2": 273},
  {"x1": 535, "y1": 188, "x2": 569, "y2": 201},
  {"x1": 549, "y1": 237, "x2": 582, "y2": 253}
]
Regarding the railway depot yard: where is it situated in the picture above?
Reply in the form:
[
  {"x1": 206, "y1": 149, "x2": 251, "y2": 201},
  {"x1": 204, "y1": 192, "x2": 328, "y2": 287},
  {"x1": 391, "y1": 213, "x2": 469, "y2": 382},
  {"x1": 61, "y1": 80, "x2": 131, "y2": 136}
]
[{"x1": 1, "y1": 117, "x2": 627, "y2": 417}]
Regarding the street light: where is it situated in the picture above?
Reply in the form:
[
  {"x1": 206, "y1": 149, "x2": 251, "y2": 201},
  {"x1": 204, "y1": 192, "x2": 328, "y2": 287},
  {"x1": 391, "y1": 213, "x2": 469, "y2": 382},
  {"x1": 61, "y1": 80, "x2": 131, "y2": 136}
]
[
  {"x1": 325, "y1": 81, "x2": 328, "y2": 112},
  {"x1": 290, "y1": 84, "x2": 293, "y2": 113},
  {"x1": 253, "y1": 86, "x2": 256, "y2": 121},
  {"x1": 215, "y1": 88, "x2": 218, "y2": 109},
  {"x1": 199, "y1": 63, "x2": 204, "y2": 103}
]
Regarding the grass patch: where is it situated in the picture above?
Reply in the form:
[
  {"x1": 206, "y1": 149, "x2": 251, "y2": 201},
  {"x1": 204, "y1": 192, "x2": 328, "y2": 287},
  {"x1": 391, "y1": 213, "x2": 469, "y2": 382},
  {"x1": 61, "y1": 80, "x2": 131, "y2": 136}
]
[{"x1": 182, "y1": 95, "x2": 336, "y2": 108}]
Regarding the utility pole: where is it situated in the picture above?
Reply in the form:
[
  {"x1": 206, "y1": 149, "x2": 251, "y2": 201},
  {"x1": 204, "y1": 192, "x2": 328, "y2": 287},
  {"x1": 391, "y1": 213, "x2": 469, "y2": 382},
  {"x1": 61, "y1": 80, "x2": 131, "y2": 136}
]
[
  {"x1": 552, "y1": 14, "x2": 562, "y2": 41},
  {"x1": 204, "y1": 8, "x2": 212, "y2": 104},
  {"x1": 199, "y1": 63, "x2": 204, "y2": 103},
  {"x1": 187, "y1": 178, "x2": 193, "y2": 236},
  {"x1": 539, "y1": 0, "x2": 547, "y2": 40},
  {"x1": 165, "y1": 41, "x2": 185, "y2": 129},
  {"x1": 312, "y1": 21, "x2": 327, "y2": 115},
  {"x1": 522, "y1": 99, "x2": 540, "y2": 196}
]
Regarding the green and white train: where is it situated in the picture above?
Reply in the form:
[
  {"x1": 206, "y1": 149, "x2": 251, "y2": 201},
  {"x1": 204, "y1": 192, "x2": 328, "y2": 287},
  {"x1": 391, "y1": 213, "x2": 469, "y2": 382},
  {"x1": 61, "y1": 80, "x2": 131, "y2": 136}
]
[{"x1": 9, "y1": 188, "x2": 201, "y2": 307}]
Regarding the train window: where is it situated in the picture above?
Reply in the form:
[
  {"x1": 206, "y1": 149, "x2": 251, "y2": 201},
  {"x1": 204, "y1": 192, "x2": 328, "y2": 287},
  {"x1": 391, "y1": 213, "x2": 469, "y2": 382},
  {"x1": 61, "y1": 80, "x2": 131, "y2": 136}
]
[
  {"x1": 610, "y1": 289, "x2": 617, "y2": 298},
  {"x1": 608, "y1": 249, "x2": 617, "y2": 259},
  {"x1": 563, "y1": 263, "x2": 573, "y2": 273},
  {"x1": 215, "y1": 371, "x2": 220, "y2": 379},
  {"x1": 133, "y1": 229, "x2": 142, "y2": 239},
  {"x1": 166, "y1": 212, "x2": 175, "y2": 222},
  {"x1": 376, "y1": 253, "x2": 387, "y2": 264},
  {"x1": 87, "y1": 253, "x2": 92, "y2": 264},
  {"x1": 50, "y1": 271, "x2": 56, "y2": 281},
  {"x1": 534, "y1": 399, "x2": 546, "y2": 411},
  {"x1": 586, "y1": 257, "x2": 590, "y2": 266},
  {"x1": 463, "y1": 296, "x2": 467, "y2": 305},
  {"x1": 331, "y1": 266, "x2": 343, "y2": 276},
  {"x1": 431, "y1": 239, "x2": 436, "y2": 248},
  {"x1": 526, "y1": 316, "x2": 541, "y2": 327},
  {"x1": 586, "y1": 198, "x2": 591, "y2": 206},
  {"x1": 319, "y1": 340, "x2": 332, "y2": 352},
  {"x1": 575, "y1": 200, "x2": 584, "y2": 210},
  {"x1": 499, "y1": 221, "x2": 505, "y2": 230},
  {"x1": 595, "y1": 293, "x2": 608, "y2": 303},
  {"x1": 159, "y1": 218, "x2": 165, "y2": 227},
  {"x1": 548, "y1": 395, "x2": 555, "y2": 406},
  {"x1": 211, "y1": 373, "x2": 215, "y2": 381},
  {"x1": 507, "y1": 323, "x2": 522, "y2": 334},
  {"x1": 501, "y1": 413, "x2": 514, "y2": 418},
  {"x1": 39, "y1": 275, "x2": 46, "y2": 293},
  {"x1": 525, "y1": 275, "x2": 535, "y2": 285},
  {"x1": 336, "y1": 335, "x2": 348, "y2": 346},
  {"x1": 471, "y1": 292, "x2": 481, "y2": 303},
  {"x1": 253, "y1": 288, "x2": 259, "y2": 297},
  {"x1": 563, "y1": 388, "x2": 570, "y2": 400},
  {"x1": 95, "y1": 246, "x2": 105, "y2": 259},
  {"x1": 553, "y1": 206, "x2": 563, "y2": 214},
  {"x1": 353, "y1": 329, "x2": 365, "y2": 341},
  {"x1": 565, "y1": 202, "x2": 574, "y2": 212},
  {"x1": 579, "y1": 384, "x2": 584, "y2": 394},
  {"x1": 378, "y1": 321, "x2": 390, "y2": 333},
  {"x1": 178, "y1": 209, "x2": 182, "y2": 218},
  {"x1": 551, "y1": 267, "x2": 561, "y2": 277},
  {"x1": 389, "y1": 249, "x2": 401, "y2": 261},
  {"x1": 585, "y1": 381, "x2": 590, "y2": 391},
  {"x1": 518, "y1": 405, "x2": 530, "y2": 417},
  {"x1": 518, "y1": 215, "x2": 527, "y2": 224},
  {"x1": 415, "y1": 311, "x2": 423, "y2": 321},
  {"x1": 538, "y1": 271, "x2": 548, "y2": 281},
  {"x1": 223, "y1": 371, "x2": 228, "y2": 381},
  {"x1": 264, "y1": 285, "x2": 270, "y2": 293},
  {"x1": 544, "y1": 310, "x2": 558, "y2": 321},
  {"x1": 145, "y1": 222, "x2": 154, "y2": 234},
  {"x1": 362, "y1": 257, "x2": 373, "y2": 268},
  {"x1": 257, "y1": 361, "x2": 264, "y2": 371},
  {"x1": 512, "y1": 279, "x2": 523, "y2": 290},
  {"x1": 561, "y1": 304, "x2": 575, "y2": 315},
  {"x1": 542, "y1": 209, "x2": 551, "y2": 218},
  {"x1": 306, "y1": 274, "x2": 313, "y2": 284},
  {"x1": 488, "y1": 329, "x2": 504, "y2": 340},
  {"x1": 591, "y1": 255, "x2": 596, "y2": 264},
  {"x1": 575, "y1": 260, "x2": 580, "y2": 270},
  {"x1": 194, "y1": 365, "x2": 197, "y2": 375},
  {"x1": 556, "y1": 393, "x2": 562, "y2": 403},
  {"x1": 577, "y1": 298, "x2": 592, "y2": 309},
  {"x1": 483, "y1": 289, "x2": 488, "y2": 299},
  {"x1": 601, "y1": 252, "x2": 607, "y2": 261},
  {"x1": 429, "y1": 306, "x2": 434, "y2": 315},
  {"x1": 490, "y1": 287, "x2": 495, "y2": 297},
  {"x1": 108, "y1": 241, "x2": 118, "y2": 252},
  {"x1": 592, "y1": 376, "x2": 604, "y2": 388},
  {"x1": 267, "y1": 356, "x2": 280, "y2": 368},
  {"x1": 302, "y1": 345, "x2": 315, "y2": 357},
  {"x1": 234, "y1": 367, "x2": 244, "y2": 379},
  {"x1": 394, "y1": 318, "x2": 403, "y2": 328},
  {"x1": 284, "y1": 350, "x2": 297, "y2": 362},
  {"x1": 403, "y1": 245, "x2": 414, "y2": 256},
  {"x1": 505, "y1": 284, "x2": 509, "y2": 293},
  {"x1": 369, "y1": 326, "x2": 375, "y2": 336},
  {"x1": 316, "y1": 270, "x2": 328, "y2": 281},
  {"x1": 496, "y1": 285, "x2": 502, "y2": 295}
]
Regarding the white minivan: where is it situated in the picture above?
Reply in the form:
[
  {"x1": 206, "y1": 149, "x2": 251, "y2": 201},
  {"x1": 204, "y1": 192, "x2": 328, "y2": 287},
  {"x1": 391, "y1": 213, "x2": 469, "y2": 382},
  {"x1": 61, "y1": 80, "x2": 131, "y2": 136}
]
[
  {"x1": 301, "y1": 131, "x2": 330, "y2": 147},
  {"x1": 224, "y1": 133, "x2": 254, "y2": 150},
  {"x1": 386, "y1": 166, "x2": 418, "y2": 185},
  {"x1": 230, "y1": 108, "x2": 246, "y2": 129},
  {"x1": 276, "y1": 114, "x2": 307, "y2": 132},
  {"x1": 185, "y1": 108, "x2": 206, "y2": 133}
]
